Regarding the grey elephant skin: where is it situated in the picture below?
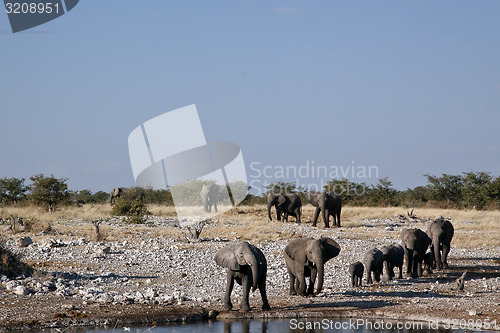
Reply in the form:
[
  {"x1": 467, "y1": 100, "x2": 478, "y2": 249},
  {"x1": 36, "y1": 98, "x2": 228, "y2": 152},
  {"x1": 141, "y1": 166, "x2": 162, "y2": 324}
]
[
  {"x1": 109, "y1": 187, "x2": 145, "y2": 204},
  {"x1": 349, "y1": 261, "x2": 364, "y2": 287},
  {"x1": 284, "y1": 237, "x2": 341, "y2": 296},
  {"x1": 363, "y1": 248, "x2": 384, "y2": 284},
  {"x1": 200, "y1": 184, "x2": 219, "y2": 213},
  {"x1": 267, "y1": 193, "x2": 301, "y2": 224},
  {"x1": 305, "y1": 191, "x2": 342, "y2": 227},
  {"x1": 427, "y1": 217, "x2": 454, "y2": 270},
  {"x1": 401, "y1": 228, "x2": 431, "y2": 278},
  {"x1": 214, "y1": 241, "x2": 270, "y2": 312},
  {"x1": 381, "y1": 244, "x2": 404, "y2": 280}
]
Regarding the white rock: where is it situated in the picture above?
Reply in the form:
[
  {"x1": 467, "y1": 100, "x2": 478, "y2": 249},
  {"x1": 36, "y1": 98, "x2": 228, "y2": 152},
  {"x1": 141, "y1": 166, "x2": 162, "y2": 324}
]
[{"x1": 14, "y1": 285, "x2": 29, "y2": 296}]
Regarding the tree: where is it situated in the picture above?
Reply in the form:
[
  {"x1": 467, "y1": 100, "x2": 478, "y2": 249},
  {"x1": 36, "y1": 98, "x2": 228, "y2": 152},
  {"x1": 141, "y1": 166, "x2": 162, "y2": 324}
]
[
  {"x1": 0, "y1": 177, "x2": 29, "y2": 204},
  {"x1": 462, "y1": 171, "x2": 492, "y2": 210},
  {"x1": 29, "y1": 174, "x2": 69, "y2": 211}
]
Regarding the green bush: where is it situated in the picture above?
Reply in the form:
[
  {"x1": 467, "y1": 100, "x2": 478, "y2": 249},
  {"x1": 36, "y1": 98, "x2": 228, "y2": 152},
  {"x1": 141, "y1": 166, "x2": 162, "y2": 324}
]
[{"x1": 111, "y1": 198, "x2": 150, "y2": 224}]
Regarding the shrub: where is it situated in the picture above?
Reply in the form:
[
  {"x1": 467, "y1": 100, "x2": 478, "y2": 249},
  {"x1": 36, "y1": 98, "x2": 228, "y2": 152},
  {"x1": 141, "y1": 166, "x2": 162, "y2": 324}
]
[
  {"x1": 28, "y1": 174, "x2": 69, "y2": 211},
  {"x1": 0, "y1": 237, "x2": 33, "y2": 278},
  {"x1": 111, "y1": 198, "x2": 150, "y2": 224}
]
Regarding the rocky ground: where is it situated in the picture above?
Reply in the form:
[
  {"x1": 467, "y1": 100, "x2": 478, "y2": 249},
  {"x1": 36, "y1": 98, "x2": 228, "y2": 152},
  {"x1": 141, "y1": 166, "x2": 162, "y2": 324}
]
[{"x1": 0, "y1": 210, "x2": 499, "y2": 332}]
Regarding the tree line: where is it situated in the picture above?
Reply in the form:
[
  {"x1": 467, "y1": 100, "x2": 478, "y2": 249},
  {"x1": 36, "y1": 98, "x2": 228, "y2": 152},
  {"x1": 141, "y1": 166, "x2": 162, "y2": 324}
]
[{"x1": 1, "y1": 171, "x2": 499, "y2": 211}]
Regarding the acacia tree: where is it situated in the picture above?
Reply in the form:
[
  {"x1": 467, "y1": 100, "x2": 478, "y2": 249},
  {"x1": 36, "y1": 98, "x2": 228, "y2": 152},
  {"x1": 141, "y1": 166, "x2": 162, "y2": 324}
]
[
  {"x1": 0, "y1": 177, "x2": 29, "y2": 204},
  {"x1": 29, "y1": 174, "x2": 69, "y2": 212}
]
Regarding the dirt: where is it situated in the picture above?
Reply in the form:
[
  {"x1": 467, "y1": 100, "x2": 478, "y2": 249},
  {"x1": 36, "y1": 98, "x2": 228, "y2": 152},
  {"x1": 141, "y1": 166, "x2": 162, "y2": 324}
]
[{"x1": 0, "y1": 210, "x2": 499, "y2": 332}]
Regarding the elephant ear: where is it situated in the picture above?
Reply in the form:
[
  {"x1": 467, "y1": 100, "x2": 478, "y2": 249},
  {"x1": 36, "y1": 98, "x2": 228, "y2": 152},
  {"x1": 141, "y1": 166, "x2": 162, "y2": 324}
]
[
  {"x1": 277, "y1": 194, "x2": 286, "y2": 206},
  {"x1": 284, "y1": 239, "x2": 308, "y2": 264},
  {"x1": 320, "y1": 237, "x2": 341, "y2": 262},
  {"x1": 214, "y1": 243, "x2": 239, "y2": 271}
]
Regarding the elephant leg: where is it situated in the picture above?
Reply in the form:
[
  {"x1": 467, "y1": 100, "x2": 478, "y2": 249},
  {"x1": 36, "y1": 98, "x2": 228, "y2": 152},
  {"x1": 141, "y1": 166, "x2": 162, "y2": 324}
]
[
  {"x1": 442, "y1": 244, "x2": 450, "y2": 268},
  {"x1": 287, "y1": 266, "x2": 297, "y2": 295},
  {"x1": 398, "y1": 265, "x2": 403, "y2": 279},
  {"x1": 374, "y1": 270, "x2": 381, "y2": 283},
  {"x1": 296, "y1": 272, "x2": 307, "y2": 296},
  {"x1": 312, "y1": 207, "x2": 320, "y2": 227},
  {"x1": 294, "y1": 208, "x2": 301, "y2": 224},
  {"x1": 405, "y1": 249, "x2": 413, "y2": 275},
  {"x1": 412, "y1": 255, "x2": 420, "y2": 278},
  {"x1": 366, "y1": 268, "x2": 373, "y2": 285},
  {"x1": 336, "y1": 211, "x2": 341, "y2": 227},
  {"x1": 276, "y1": 207, "x2": 282, "y2": 221},
  {"x1": 258, "y1": 280, "x2": 271, "y2": 310},
  {"x1": 213, "y1": 200, "x2": 218, "y2": 213},
  {"x1": 241, "y1": 274, "x2": 251, "y2": 312},
  {"x1": 324, "y1": 208, "x2": 330, "y2": 228},
  {"x1": 224, "y1": 272, "x2": 234, "y2": 310},
  {"x1": 307, "y1": 267, "x2": 317, "y2": 296},
  {"x1": 351, "y1": 275, "x2": 356, "y2": 287}
]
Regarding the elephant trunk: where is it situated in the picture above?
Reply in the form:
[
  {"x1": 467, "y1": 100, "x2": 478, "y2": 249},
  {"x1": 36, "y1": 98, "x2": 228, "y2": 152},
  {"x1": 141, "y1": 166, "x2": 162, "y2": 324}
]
[
  {"x1": 315, "y1": 261, "x2": 325, "y2": 294},
  {"x1": 433, "y1": 238, "x2": 441, "y2": 270},
  {"x1": 246, "y1": 255, "x2": 259, "y2": 291},
  {"x1": 267, "y1": 201, "x2": 273, "y2": 221}
]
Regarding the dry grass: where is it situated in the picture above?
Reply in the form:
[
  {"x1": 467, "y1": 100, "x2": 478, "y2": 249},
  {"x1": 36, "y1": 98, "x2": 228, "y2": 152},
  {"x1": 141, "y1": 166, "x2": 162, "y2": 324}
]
[{"x1": 1, "y1": 204, "x2": 498, "y2": 249}]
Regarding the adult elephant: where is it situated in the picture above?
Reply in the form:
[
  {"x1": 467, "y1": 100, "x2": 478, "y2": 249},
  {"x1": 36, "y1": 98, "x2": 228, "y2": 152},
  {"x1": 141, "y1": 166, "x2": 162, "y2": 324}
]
[
  {"x1": 109, "y1": 187, "x2": 144, "y2": 204},
  {"x1": 381, "y1": 244, "x2": 404, "y2": 280},
  {"x1": 427, "y1": 217, "x2": 454, "y2": 270},
  {"x1": 401, "y1": 228, "x2": 431, "y2": 278},
  {"x1": 214, "y1": 241, "x2": 270, "y2": 312},
  {"x1": 267, "y1": 193, "x2": 301, "y2": 224},
  {"x1": 284, "y1": 237, "x2": 341, "y2": 296},
  {"x1": 200, "y1": 184, "x2": 219, "y2": 213},
  {"x1": 305, "y1": 191, "x2": 342, "y2": 228}
]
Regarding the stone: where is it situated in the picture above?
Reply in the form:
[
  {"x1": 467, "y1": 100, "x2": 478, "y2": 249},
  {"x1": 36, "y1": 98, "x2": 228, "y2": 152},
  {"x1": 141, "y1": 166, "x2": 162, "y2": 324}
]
[
  {"x1": 17, "y1": 236, "x2": 33, "y2": 247},
  {"x1": 14, "y1": 285, "x2": 30, "y2": 296}
]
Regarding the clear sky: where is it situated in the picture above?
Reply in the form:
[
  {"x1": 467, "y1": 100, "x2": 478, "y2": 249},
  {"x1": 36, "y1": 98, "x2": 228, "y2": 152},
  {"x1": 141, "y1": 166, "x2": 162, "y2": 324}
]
[{"x1": 1, "y1": 1, "x2": 499, "y2": 194}]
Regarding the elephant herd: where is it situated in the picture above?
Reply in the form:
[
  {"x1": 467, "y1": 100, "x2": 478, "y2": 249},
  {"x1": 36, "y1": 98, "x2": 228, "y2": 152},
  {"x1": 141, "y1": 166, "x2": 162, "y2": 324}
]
[
  {"x1": 214, "y1": 217, "x2": 454, "y2": 312},
  {"x1": 215, "y1": 236, "x2": 341, "y2": 312},
  {"x1": 352, "y1": 217, "x2": 454, "y2": 287},
  {"x1": 267, "y1": 191, "x2": 342, "y2": 228}
]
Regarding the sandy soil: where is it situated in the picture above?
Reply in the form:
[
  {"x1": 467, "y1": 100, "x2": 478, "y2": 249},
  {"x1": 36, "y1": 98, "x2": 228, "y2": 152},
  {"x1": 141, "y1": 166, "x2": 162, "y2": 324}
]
[{"x1": 0, "y1": 206, "x2": 499, "y2": 332}]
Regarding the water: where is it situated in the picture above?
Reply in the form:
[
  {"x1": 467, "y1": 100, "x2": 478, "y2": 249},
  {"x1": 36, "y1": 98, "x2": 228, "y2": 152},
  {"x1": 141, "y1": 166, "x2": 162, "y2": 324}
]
[{"x1": 35, "y1": 318, "x2": 489, "y2": 332}]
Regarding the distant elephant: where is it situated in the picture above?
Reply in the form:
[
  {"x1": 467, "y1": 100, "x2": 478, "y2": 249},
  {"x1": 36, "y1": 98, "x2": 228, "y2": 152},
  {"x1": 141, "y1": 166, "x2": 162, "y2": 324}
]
[
  {"x1": 214, "y1": 241, "x2": 270, "y2": 312},
  {"x1": 349, "y1": 261, "x2": 364, "y2": 287},
  {"x1": 109, "y1": 187, "x2": 145, "y2": 204},
  {"x1": 363, "y1": 248, "x2": 384, "y2": 284},
  {"x1": 267, "y1": 193, "x2": 301, "y2": 224},
  {"x1": 401, "y1": 228, "x2": 431, "y2": 278},
  {"x1": 284, "y1": 237, "x2": 341, "y2": 296},
  {"x1": 381, "y1": 244, "x2": 404, "y2": 280},
  {"x1": 427, "y1": 217, "x2": 454, "y2": 270},
  {"x1": 305, "y1": 191, "x2": 342, "y2": 228},
  {"x1": 200, "y1": 184, "x2": 219, "y2": 213}
]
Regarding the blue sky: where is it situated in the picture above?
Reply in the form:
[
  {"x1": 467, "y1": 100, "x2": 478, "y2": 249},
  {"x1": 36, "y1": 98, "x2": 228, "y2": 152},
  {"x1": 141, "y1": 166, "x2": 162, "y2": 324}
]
[{"x1": 1, "y1": 1, "x2": 499, "y2": 193}]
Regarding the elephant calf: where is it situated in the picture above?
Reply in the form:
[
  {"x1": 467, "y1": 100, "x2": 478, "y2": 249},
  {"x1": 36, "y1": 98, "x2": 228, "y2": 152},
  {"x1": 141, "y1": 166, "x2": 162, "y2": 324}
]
[
  {"x1": 349, "y1": 261, "x2": 364, "y2": 287},
  {"x1": 363, "y1": 248, "x2": 384, "y2": 284},
  {"x1": 214, "y1": 241, "x2": 270, "y2": 312},
  {"x1": 381, "y1": 244, "x2": 404, "y2": 280},
  {"x1": 401, "y1": 228, "x2": 431, "y2": 278}
]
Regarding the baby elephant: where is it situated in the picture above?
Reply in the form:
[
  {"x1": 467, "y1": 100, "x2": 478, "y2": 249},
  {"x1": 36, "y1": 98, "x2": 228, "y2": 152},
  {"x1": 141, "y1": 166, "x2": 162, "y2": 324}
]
[
  {"x1": 423, "y1": 251, "x2": 434, "y2": 275},
  {"x1": 214, "y1": 241, "x2": 270, "y2": 312},
  {"x1": 363, "y1": 248, "x2": 384, "y2": 284},
  {"x1": 381, "y1": 244, "x2": 404, "y2": 280},
  {"x1": 349, "y1": 261, "x2": 364, "y2": 287}
]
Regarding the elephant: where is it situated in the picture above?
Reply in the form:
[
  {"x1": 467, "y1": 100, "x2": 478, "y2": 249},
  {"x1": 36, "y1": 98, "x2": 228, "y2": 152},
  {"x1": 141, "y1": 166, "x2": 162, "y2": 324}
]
[
  {"x1": 109, "y1": 187, "x2": 144, "y2": 204},
  {"x1": 200, "y1": 184, "x2": 219, "y2": 213},
  {"x1": 401, "y1": 228, "x2": 432, "y2": 278},
  {"x1": 267, "y1": 193, "x2": 301, "y2": 224},
  {"x1": 381, "y1": 243, "x2": 404, "y2": 280},
  {"x1": 284, "y1": 237, "x2": 341, "y2": 296},
  {"x1": 349, "y1": 261, "x2": 364, "y2": 287},
  {"x1": 305, "y1": 191, "x2": 342, "y2": 228},
  {"x1": 423, "y1": 251, "x2": 434, "y2": 275},
  {"x1": 363, "y1": 248, "x2": 384, "y2": 284},
  {"x1": 427, "y1": 217, "x2": 454, "y2": 270},
  {"x1": 214, "y1": 241, "x2": 270, "y2": 312}
]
